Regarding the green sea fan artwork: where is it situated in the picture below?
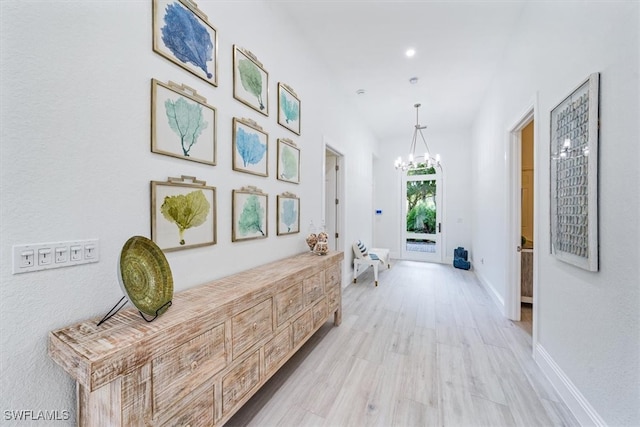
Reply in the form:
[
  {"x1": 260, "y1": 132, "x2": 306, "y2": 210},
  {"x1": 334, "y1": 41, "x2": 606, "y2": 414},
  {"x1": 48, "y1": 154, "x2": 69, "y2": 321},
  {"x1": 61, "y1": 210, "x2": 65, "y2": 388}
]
[
  {"x1": 161, "y1": 190, "x2": 210, "y2": 245},
  {"x1": 238, "y1": 195, "x2": 265, "y2": 236},
  {"x1": 280, "y1": 91, "x2": 299, "y2": 124},
  {"x1": 280, "y1": 145, "x2": 298, "y2": 180},
  {"x1": 165, "y1": 97, "x2": 208, "y2": 156},
  {"x1": 238, "y1": 58, "x2": 264, "y2": 110}
]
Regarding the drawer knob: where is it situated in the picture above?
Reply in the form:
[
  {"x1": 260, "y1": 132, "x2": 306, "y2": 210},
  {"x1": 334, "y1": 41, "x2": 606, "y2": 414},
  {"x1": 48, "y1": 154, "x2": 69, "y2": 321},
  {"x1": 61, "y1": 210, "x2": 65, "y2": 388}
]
[
  {"x1": 190, "y1": 361, "x2": 198, "y2": 371},
  {"x1": 253, "y1": 322, "x2": 258, "y2": 330},
  {"x1": 289, "y1": 299, "x2": 293, "y2": 304}
]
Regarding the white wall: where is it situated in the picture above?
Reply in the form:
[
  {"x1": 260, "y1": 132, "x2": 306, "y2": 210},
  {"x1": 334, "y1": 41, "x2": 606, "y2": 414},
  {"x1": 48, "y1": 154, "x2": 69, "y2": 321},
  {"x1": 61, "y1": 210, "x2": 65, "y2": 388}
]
[
  {"x1": 0, "y1": 1, "x2": 377, "y2": 424},
  {"x1": 375, "y1": 128, "x2": 472, "y2": 261},
  {"x1": 471, "y1": 2, "x2": 639, "y2": 425}
]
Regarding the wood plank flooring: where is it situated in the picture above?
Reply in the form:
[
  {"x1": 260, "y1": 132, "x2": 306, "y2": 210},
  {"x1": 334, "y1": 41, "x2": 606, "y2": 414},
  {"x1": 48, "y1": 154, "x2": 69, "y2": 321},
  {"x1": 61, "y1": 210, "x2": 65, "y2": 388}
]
[{"x1": 226, "y1": 261, "x2": 578, "y2": 427}]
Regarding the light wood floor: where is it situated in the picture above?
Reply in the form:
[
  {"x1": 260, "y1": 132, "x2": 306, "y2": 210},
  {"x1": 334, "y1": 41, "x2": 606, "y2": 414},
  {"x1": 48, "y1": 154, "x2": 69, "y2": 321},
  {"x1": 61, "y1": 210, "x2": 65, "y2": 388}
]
[{"x1": 227, "y1": 261, "x2": 577, "y2": 427}]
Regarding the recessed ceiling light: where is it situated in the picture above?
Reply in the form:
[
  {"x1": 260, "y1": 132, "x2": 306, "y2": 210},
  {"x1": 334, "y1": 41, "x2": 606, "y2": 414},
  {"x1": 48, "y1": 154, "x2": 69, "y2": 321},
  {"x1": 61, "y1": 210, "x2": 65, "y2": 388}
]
[
  {"x1": 409, "y1": 77, "x2": 419, "y2": 85},
  {"x1": 356, "y1": 89, "x2": 366, "y2": 95},
  {"x1": 405, "y1": 48, "x2": 416, "y2": 58}
]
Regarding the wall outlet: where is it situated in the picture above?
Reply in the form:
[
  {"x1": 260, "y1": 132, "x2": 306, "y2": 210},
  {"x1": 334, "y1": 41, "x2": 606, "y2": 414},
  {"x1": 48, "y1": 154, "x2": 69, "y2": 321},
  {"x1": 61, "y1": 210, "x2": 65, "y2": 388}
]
[{"x1": 13, "y1": 239, "x2": 100, "y2": 274}]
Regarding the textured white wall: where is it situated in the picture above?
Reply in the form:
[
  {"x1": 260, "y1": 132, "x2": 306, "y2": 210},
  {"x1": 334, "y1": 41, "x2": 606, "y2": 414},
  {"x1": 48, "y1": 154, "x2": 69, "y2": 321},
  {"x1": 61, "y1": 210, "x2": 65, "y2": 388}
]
[
  {"x1": 0, "y1": 1, "x2": 377, "y2": 424},
  {"x1": 471, "y1": 2, "x2": 639, "y2": 425},
  {"x1": 374, "y1": 129, "x2": 473, "y2": 261}
]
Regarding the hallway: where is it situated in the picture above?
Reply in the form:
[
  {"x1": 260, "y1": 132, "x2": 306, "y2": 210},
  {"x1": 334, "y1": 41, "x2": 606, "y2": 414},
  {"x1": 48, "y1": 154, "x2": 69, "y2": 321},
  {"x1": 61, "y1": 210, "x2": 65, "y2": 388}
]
[{"x1": 228, "y1": 261, "x2": 578, "y2": 426}]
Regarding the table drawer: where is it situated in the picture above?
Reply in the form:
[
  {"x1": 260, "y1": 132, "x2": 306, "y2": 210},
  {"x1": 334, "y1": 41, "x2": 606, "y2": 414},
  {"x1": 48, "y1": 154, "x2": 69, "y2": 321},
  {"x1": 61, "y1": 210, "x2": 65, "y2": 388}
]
[
  {"x1": 325, "y1": 263, "x2": 341, "y2": 287},
  {"x1": 264, "y1": 328, "x2": 291, "y2": 374},
  {"x1": 292, "y1": 310, "x2": 313, "y2": 347},
  {"x1": 275, "y1": 283, "x2": 303, "y2": 326},
  {"x1": 312, "y1": 298, "x2": 328, "y2": 328},
  {"x1": 152, "y1": 324, "x2": 226, "y2": 415},
  {"x1": 222, "y1": 351, "x2": 260, "y2": 415},
  {"x1": 158, "y1": 384, "x2": 214, "y2": 427},
  {"x1": 232, "y1": 299, "x2": 273, "y2": 358},
  {"x1": 327, "y1": 285, "x2": 340, "y2": 311},
  {"x1": 303, "y1": 273, "x2": 324, "y2": 306}
]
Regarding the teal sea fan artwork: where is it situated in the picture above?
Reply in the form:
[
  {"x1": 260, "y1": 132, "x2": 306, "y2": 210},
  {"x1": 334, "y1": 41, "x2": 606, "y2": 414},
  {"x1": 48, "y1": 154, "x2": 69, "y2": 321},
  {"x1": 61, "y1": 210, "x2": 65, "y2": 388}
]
[
  {"x1": 160, "y1": 189, "x2": 210, "y2": 245},
  {"x1": 161, "y1": 1, "x2": 214, "y2": 79},
  {"x1": 238, "y1": 58, "x2": 264, "y2": 110},
  {"x1": 236, "y1": 127, "x2": 266, "y2": 167},
  {"x1": 165, "y1": 97, "x2": 208, "y2": 156},
  {"x1": 238, "y1": 195, "x2": 265, "y2": 236},
  {"x1": 280, "y1": 91, "x2": 299, "y2": 124},
  {"x1": 281, "y1": 199, "x2": 297, "y2": 232},
  {"x1": 280, "y1": 146, "x2": 298, "y2": 180}
]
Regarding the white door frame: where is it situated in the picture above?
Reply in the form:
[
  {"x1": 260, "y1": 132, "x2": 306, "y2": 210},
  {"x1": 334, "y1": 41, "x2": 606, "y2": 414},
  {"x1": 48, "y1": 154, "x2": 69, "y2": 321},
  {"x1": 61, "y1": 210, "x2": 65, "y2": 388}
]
[
  {"x1": 401, "y1": 169, "x2": 443, "y2": 263},
  {"x1": 322, "y1": 142, "x2": 345, "y2": 256},
  {"x1": 506, "y1": 94, "x2": 539, "y2": 350}
]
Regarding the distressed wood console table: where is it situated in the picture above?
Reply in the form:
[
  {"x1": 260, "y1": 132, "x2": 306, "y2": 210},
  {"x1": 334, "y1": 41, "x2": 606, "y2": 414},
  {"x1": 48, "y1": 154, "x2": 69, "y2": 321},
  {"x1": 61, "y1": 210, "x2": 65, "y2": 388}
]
[{"x1": 49, "y1": 251, "x2": 343, "y2": 426}]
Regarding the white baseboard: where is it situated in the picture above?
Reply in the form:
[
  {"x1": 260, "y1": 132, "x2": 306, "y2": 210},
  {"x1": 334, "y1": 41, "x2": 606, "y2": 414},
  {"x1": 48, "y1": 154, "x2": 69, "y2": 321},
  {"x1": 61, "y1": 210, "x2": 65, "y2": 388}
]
[
  {"x1": 534, "y1": 344, "x2": 607, "y2": 426},
  {"x1": 472, "y1": 267, "x2": 505, "y2": 314}
]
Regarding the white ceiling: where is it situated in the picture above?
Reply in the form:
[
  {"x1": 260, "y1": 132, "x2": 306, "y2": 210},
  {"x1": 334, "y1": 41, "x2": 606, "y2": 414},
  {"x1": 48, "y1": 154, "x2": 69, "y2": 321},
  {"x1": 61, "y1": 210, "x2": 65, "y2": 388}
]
[{"x1": 273, "y1": 1, "x2": 527, "y2": 141}]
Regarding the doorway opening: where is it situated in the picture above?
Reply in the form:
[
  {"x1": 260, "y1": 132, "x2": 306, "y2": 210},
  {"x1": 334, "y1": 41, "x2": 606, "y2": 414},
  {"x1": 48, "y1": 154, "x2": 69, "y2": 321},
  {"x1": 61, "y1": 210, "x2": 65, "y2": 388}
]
[
  {"x1": 324, "y1": 145, "x2": 344, "y2": 253},
  {"x1": 401, "y1": 165, "x2": 442, "y2": 262},
  {"x1": 507, "y1": 102, "x2": 537, "y2": 346}
]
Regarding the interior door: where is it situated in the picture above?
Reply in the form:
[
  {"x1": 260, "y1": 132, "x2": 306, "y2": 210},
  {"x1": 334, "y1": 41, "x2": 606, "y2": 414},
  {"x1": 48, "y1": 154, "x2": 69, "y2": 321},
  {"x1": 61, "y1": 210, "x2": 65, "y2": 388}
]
[{"x1": 401, "y1": 168, "x2": 442, "y2": 262}]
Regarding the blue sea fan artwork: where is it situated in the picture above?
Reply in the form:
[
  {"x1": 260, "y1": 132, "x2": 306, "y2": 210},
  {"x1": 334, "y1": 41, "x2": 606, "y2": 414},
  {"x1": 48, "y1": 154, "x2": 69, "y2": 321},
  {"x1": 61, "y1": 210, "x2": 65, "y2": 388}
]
[
  {"x1": 161, "y1": 1, "x2": 214, "y2": 79},
  {"x1": 281, "y1": 199, "x2": 297, "y2": 232},
  {"x1": 280, "y1": 91, "x2": 299, "y2": 124},
  {"x1": 236, "y1": 127, "x2": 266, "y2": 167}
]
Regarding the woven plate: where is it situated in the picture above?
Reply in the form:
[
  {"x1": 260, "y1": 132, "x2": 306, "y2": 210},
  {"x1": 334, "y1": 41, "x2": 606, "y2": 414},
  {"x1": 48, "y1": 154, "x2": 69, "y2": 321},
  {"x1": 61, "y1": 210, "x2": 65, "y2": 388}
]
[{"x1": 118, "y1": 236, "x2": 173, "y2": 317}]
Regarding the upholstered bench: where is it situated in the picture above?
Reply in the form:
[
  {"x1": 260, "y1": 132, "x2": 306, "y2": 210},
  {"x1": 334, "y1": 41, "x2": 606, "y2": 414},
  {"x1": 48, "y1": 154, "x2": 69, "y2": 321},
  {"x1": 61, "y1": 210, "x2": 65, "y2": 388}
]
[{"x1": 352, "y1": 240, "x2": 390, "y2": 286}]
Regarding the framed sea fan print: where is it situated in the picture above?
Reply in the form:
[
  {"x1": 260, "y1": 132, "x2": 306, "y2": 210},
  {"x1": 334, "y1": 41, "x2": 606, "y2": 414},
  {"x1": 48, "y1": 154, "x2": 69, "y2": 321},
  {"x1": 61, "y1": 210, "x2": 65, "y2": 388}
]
[
  {"x1": 278, "y1": 83, "x2": 300, "y2": 135},
  {"x1": 277, "y1": 192, "x2": 300, "y2": 236},
  {"x1": 233, "y1": 45, "x2": 269, "y2": 116},
  {"x1": 277, "y1": 138, "x2": 300, "y2": 184},
  {"x1": 151, "y1": 79, "x2": 216, "y2": 165},
  {"x1": 153, "y1": 0, "x2": 218, "y2": 86},
  {"x1": 233, "y1": 118, "x2": 268, "y2": 177},
  {"x1": 151, "y1": 175, "x2": 217, "y2": 252},
  {"x1": 232, "y1": 186, "x2": 268, "y2": 242}
]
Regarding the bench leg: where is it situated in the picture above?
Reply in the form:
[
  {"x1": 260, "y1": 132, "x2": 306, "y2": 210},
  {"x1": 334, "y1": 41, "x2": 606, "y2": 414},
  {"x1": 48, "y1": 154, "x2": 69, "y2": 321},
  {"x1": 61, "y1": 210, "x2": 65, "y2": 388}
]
[{"x1": 374, "y1": 264, "x2": 379, "y2": 287}]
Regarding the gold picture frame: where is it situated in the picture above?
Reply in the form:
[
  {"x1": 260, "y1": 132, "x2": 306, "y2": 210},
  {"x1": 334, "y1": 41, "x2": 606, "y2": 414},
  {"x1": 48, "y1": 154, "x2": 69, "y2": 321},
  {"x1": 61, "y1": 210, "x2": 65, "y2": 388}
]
[
  {"x1": 233, "y1": 45, "x2": 269, "y2": 116},
  {"x1": 232, "y1": 186, "x2": 268, "y2": 242},
  {"x1": 277, "y1": 192, "x2": 300, "y2": 235},
  {"x1": 151, "y1": 175, "x2": 217, "y2": 252},
  {"x1": 152, "y1": 0, "x2": 218, "y2": 86},
  {"x1": 151, "y1": 79, "x2": 217, "y2": 165}
]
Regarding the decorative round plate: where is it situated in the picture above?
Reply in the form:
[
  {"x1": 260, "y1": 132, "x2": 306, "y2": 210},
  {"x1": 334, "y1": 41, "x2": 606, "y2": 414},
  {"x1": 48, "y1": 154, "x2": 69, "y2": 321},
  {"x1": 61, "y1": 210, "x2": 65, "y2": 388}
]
[{"x1": 118, "y1": 236, "x2": 173, "y2": 317}]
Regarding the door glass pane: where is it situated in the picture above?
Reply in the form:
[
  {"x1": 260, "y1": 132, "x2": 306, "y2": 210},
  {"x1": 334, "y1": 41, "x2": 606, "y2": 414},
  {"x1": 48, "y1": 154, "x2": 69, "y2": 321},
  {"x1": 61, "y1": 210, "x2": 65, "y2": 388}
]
[{"x1": 405, "y1": 178, "x2": 437, "y2": 253}]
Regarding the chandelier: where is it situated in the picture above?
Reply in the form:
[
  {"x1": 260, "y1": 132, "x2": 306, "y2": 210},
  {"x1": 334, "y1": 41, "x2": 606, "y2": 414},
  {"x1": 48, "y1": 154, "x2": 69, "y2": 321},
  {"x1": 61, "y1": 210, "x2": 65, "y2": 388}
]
[{"x1": 394, "y1": 103, "x2": 441, "y2": 171}]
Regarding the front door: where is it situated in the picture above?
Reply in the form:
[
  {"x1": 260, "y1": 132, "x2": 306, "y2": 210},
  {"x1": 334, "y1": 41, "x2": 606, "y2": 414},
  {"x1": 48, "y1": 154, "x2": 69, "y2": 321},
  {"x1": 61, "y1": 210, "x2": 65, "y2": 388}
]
[{"x1": 401, "y1": 166, "x2": 442, "y2": 262}]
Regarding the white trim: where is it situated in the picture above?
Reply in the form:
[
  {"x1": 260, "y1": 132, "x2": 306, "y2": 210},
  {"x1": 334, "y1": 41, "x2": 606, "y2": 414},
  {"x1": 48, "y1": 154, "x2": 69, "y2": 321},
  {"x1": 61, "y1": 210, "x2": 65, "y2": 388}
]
[
  {"x1": 472, "y1": 266, "x2": 505, "y2": 315},
  {"x1": 506, "y1": 93, "x2": 540, "y2": 352},
  {"x1": 535, "y1": 344, "x2": 607, "y2": 427}
]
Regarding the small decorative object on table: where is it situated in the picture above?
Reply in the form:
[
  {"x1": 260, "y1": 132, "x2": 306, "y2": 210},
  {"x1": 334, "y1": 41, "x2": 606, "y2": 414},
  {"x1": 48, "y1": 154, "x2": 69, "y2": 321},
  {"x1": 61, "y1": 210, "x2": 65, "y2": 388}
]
[
  {"x1": 314, "y1": 231, "x2": 329, "y2": 255},
  {"x1": 306, "y1": 233, "x2": 317, "y2": 251}
]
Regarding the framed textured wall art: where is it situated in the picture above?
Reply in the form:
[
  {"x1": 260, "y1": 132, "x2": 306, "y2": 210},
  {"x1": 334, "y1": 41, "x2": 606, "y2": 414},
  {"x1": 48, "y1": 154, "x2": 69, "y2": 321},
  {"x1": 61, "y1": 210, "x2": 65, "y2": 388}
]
[
  {"x1": 550, "y1": 72, "x2": 599, "y2": 271},
  {"x1": 232, "y1": 186, "x2": 268, "y2": 242},
  {"x1": 151, "y1": 79, "x2": 216, "y2": 165},
  {"x1": 277, "y1": 83, "x2": 300, "y2": 135},
  {"x1": 153, "y1": 0, "x2": 218, "y2": 86},
  {"x1": 277, "y1": 138, "x2": 300, "y2": 184},
  {"x1": 233, "y1": 118, "x2": 268, "y2": 177},
  {"x1": 277, "y1": 192, "x2": 300, "y2": 235},
  {"x1": 151, "y1": 175, "x2": 216, "y2": 252},
  {"x1": 233, "y1": 45, "x2": 268, "y2": 116}
]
